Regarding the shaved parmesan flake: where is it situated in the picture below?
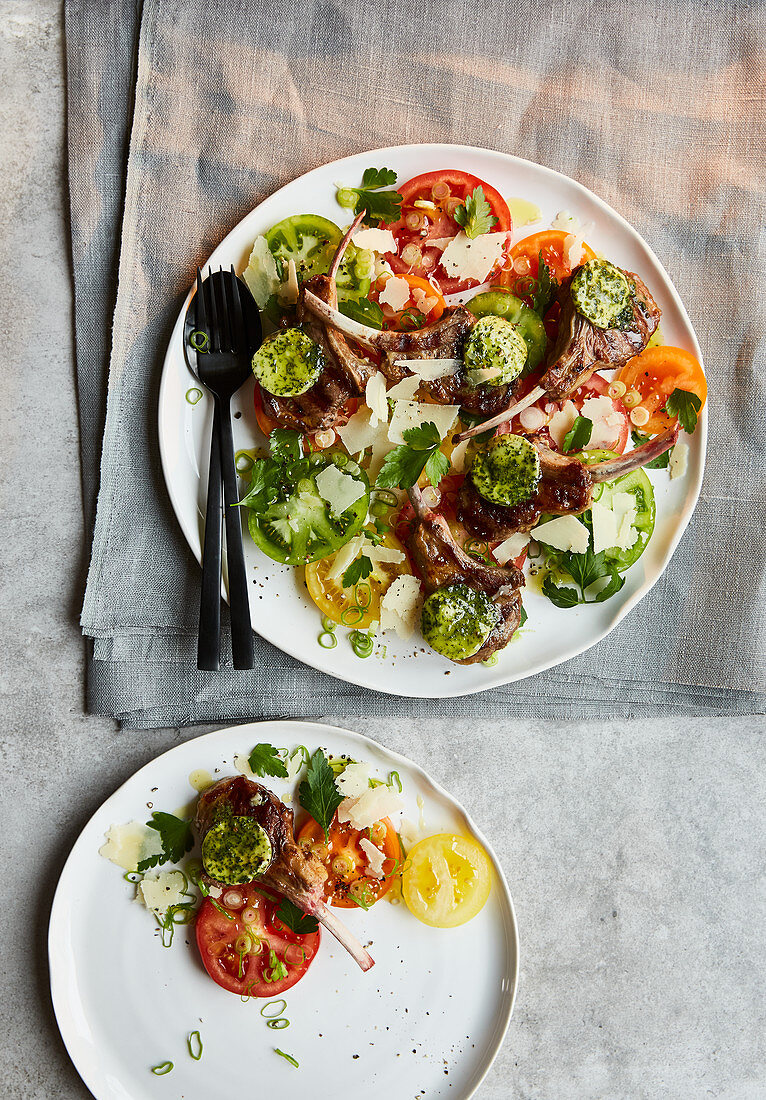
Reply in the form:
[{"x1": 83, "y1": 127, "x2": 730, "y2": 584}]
[
  {"x1": 547, "y1": 400, "x2": 579, "y2": 448},
  {"x1": 276, "y1": 257, "x2": 299, "y2": 305},
  {"x1": 450, "y1": 437, "x2": 470, "y2": 474},
  {"x1": 411, "y1": 287, "x2": 439, "y2": 315},
  {"x1": 591, "y1": 500, "x2": 619, "y2": 555},
  {"x1": 352, "y1": 227, "x2": 397, "y2": 254},
  {"x1": 315, "y1": 465, "x2": 365, "y2": 517},
  {"x1": 552, "y1": 210, "x2": 580, "y2": 232},
  {"x1": 336, "y1": 762, "x2": 371, "y2": 798},
  {"x1": 99, "y1": 822, "x2": 163, "y2": 873},
  {"x1": 425, "y1": 236, "x2": 454, "y2": 251},
  {"x1": 493, "y1": 532, "x2": 530, "y2": 565},
  {"x1": 338, "y1": 786, "x2": 403, "y2": 831},
  {"x1": 359, "y1": 837, "x2": 386, "y2": 878},
  {"x1": 580, "y1": 395, "x2": 626, "y2": 449},
  {"x1": 393, "y1": 358, "x2": 461, "y2": 381},
  {"x1": 440, "y1": 231, "x2": 508, "y2": 284},
  {"x1": 467, "y1": 366, "x2": 502, "y2": 386},
  {"x1": 388, "y1": 400, "x2": 460, "y2": 444},
  {"x1": 137, "y1": 870, "x2": 190, "y2": 920},
  {"x1": 670, "y1": 443, "x2": 689, "y2": 480},
  {"x1": 327, "y1": 534, "x2": 366, "y2": 581},
  {"x1": 367, "y1": 544, "x2": 406, "y2": 567},
  {"x1": 242, "y1": 236, "x2": 280, "y2": 307},
  {"x1": 365, "y1": 372, "x2": 388, "y2": 427},
  {"x1": 379, "y1": 276, "x2": 411, "y2": 312},
  {"x1": 615, "y1": 510, "x2": 639, "y2": 550},
  {"x1": 338, "y1": 406, "x2": 384, "y2": 455},
  {"x1": 386, "y1": 375, "x2": 420, "y2": 401},
  {"x1": 380, "y1": 574, "x2": 422, "y2": 638},
  {"x1": 533, "y1": 514, "x2": 590, "y2": 553}
]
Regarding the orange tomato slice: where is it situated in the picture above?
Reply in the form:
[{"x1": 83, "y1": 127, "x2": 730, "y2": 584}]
[
  {"x1": 507, "y1": 229, "x2": 597, "y2": 283},
  {"x1": 617, "y1": 346, "x2": 707, "y2": 435},
  {"x1": 297, "y1": 812, "x2": 402, "y2": 909},
  {"x1": 372, "y1": 273, "x2": 445, "y2": 327}
]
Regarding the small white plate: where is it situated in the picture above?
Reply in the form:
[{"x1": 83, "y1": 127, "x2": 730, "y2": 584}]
[
  {"x1": 49, "y1": 720, "x2": 519, "y2": 1100},
  {"x1": 158, "y1": 144, "x2": 706, "y2": 696}
]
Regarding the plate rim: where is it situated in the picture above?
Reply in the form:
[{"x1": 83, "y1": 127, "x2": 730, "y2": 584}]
[
  {"x1": 48, "y1": 718, "x2": 520, "y2": 1100},
  {"x1": 158, "y1": 142, "x2": 707, "y2": 696}
]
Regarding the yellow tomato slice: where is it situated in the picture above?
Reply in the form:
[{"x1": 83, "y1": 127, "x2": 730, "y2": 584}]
[
  {"x1": 402, "y1": 834, "x2": 492, "y2": 928},
  {"x1": 305, "y1": 531, "x2": 411, "y2": 629}
]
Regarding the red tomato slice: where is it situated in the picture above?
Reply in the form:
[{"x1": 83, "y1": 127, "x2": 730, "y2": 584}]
[
  {"x1": 195, "y1": 883, "x2": 321, "y2": 997},
  {"x1": 297, "y1": 813, "x2": 402, "y2": 909},
  {"x1": 385, "y1": 170, "x2": 512, "y2": 295}
]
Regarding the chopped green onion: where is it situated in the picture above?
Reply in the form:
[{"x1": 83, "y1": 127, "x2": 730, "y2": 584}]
[
  {"x1": 261, "y1": 999, "x2": 288, "y2": 1019},
  {"x1": 235, "y1": 450, "x2": 255, "y2": 474},
  {"x1": 464, "y1": 537, "x2": 490, "y2": 561},
  {"x1": 284, "y1": 944, "x2": 307, "y2": 966},
  {"x1": 320, "y1": 615, "x2": 337, "y2": 634},
  {"x1": 275, "y1": 1048, "x2": 300, "y2": 1068},
  {"x1": 185, "y1": 387, "x2": 203, "y2": 405},
  {"x1": 331, "y1": 451, "x2": 348, "y2": 467},
  {"x1": 264, "y1": 948, "x2": 288, "y2": 983},
  {"x1": 354, "y1": 582, "x2": 372, "y2": 609},
  {"x1": 267, "y1": 1018, "x2": 290, "y2": 1030},
  {"x1": 374, "y1": 488, "x2": 399, "y2": 507},
  {"x1": 481, "y1": 653, "x2": 499, "y2": 667},
  {"x1": 340, "y1": 606, "x2": 365, "y2": 627},
  {"x1": 187, "y1": 1031, "x2": 203, "y2": 1060},
  {"x1": 388, "y1": 770, "x2": 402, "y2": 792},
  {"x1": 210, "y1": 899, "x2": 236, "y2": 921},
  {"x1": 318, "y1": 631, "x2": 337, "y2": 649},
  {"x1": 151, "y1": 1061, "x2": 174, "y2": 1076},
  {"x1": 350, "y1": 630, "x2": 374, "y2": 659},
  {"x1": 291, "y1": 745, "x2": 311, "y2": 767},
  {"x1": 190, "y1": 330, "x2": 209, "y2": 352},
  {"x1": 370, "y1": 500, "x2": 389, "y2": 518},
  {"x1": 123, "y1": 871, "x2": 142, "y2": 883}
]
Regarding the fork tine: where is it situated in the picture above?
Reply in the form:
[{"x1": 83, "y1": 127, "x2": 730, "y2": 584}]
[
  {"x1": 227, "y1": 266, "x2": 247, "y2": 354},
  {"x1": 204, "y1": 267, "x2": 219, "y2": 352},
  {"x1": 195, "y1": 267, "x2": 207, "y2": 336}
]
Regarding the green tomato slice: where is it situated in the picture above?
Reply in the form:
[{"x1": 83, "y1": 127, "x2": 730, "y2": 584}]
[
  {"x1": 594, "y1": 468, "x2": 655, "y2": 570},
  {"x1": 264, "y1": 213, "x2": 371, "y2": 303},
  {"x1": 246, "y1": 453, "x2": 370, "y2": 566},
  {"x1": 467, "y1": 289, "x2": 548, "y2": 371},
  {"x1": 421, "y1": 583, "x2": 499, "y2": 661}
]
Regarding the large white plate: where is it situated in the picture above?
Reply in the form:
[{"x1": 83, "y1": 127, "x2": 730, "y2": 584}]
[
  {"x1": 49, "y1": 721, "x2": 518, "y2": 1100},
  {"x1": 158, "y1": 144, "x2": 706, "y2": 696}
]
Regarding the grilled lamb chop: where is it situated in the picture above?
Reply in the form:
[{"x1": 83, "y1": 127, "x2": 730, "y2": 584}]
[
  {"x1": 456, "y1": 267, "x2": 661, "y2": 441},
  {"x1": 303, "y1": 290, "x2": 518, "y2": 418},
  {"x1": 457, "y1": 427, "x2": 679, "y2": 540},
  {"x1": 259, "y1": 215, "x2": 375, "y2": 433},
  {"x1": 195, "y1": 776, "x2": 374, "y2": 971},
  {"x1": 407, "y1": 485, "x2": 525, "y2": 664}
]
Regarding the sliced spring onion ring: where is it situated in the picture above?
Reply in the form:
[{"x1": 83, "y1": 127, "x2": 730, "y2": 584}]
[
  {"x1": 187, "y1": 1031, "x2": 203, "y2": 1060},
  {"x1": 354, "y1": 582, "x2": 372, "y2": 609},
  {"x1": 190, "y1": 330, "x2": 209, "y2": 351},
  {"x1": 151, "y1": 1062, "x2": 174, "y2": 1076},
  {"x1": 340, "y1": 606, "x2": 365, "y2": 627},
  {"x1": 389, "y1": 770, "x2": 403, "y2": 792},
  {"x1": 235, "y1": 450, "x2": 255, "y2": 474},
  {"x1": 185, "y1": 387, "x2": 203, "y2": 405},
  {"x1": 320, "y1": 615, "x2": 337, "y2": 634},
  {"x1": 318, "y1": 631, "x2": 337, "y2": 649},
  {"x1": 481, "y1": 653, "x2": 499, "y2": 667},
  {"x1": 350, "y1": 630, "x2": 374, "y2": 658},
  {"x1": 261, "y1": 999, "x2": 288, "y2": 1019},
  {"x1": 123, "y1": 871, "x2": 142, "y2": 883},
  {"x1": 267, "y1": 1018, "x2": 290, "y2": 1030}
]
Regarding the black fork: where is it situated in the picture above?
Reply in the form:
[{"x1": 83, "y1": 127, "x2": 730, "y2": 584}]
[{"x1": 194, "y1": 267, "x2": 259, "y2": 670}]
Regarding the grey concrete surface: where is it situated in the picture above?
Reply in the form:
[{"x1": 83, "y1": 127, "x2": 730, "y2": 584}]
[{"x1": 0, "y1": 3, "x2": 764, "y2": 1098}]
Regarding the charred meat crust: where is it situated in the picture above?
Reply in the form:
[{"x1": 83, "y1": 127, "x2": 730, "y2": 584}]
[
  {"x1": 543, "y1": 270, "x2": 661, "y2": 400},
  {"x1": 407, "y1": 510, "x2": 524, "y2": 664},
  {"x1": 195, "y1": 775, "x2": 326, "y2": 894}
]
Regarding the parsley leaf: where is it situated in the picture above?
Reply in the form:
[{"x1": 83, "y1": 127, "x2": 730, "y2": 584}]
[
  {"x1": 248, "y1": 742, "x2": 289, "y2": 779},
  {"x1": 376, "y1": 421, "x2": 449, "y2": 490},
  {"x1": 342, "y1": 554, "x2": 373, "y2": 589},
  {"x1": 664, "y1": 388, "x2": 702, "y2": 434},
  {"x1": 453, "y1": 186, "x2": 498, "y2": 239},
  {"x1": 137, "y1": 812, "x2": 194, "y2": 872},
  {"x1": 562, "y1": 416, "x2": 593, "y2": 454},
  {"x1": 591, "y1": 569, "x2": 625, "y2": 603},
  {"x1": 562, "y1": 547, "x2": 608, "y2": 591},
  {"x1": 274, "y1": 897, "x2": 319, "y2": 935},
  {"x1": 336, "y1": 167, "x2": 403, "y2": 226},
  {"x1": 339, "y1": 297, "x2": 385, "y2": 329},
  {"x1": 532, "y1": 251, "x2": 558, "y2": 315},
  {"x1": 269, "y1": 429, "x2": 304, "y2": 464},
  {"x1": 541, "y1": 574, "x2": 580, "y2": 608},
  {"x1": 631, "y1": 431, "x2": 670, "y2": 469},
  {"x1": 298, "y1": 749, "x2": 344, "y2": 840}
]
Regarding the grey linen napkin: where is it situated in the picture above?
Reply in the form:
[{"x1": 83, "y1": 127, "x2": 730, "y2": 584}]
[{"x1": 67, "y1": 0, "x2": 766, "y2": 727}]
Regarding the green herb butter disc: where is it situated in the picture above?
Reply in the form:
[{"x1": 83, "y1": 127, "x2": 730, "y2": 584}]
[
  {"x1": 463, "y1": 315, "x2": 527, "y2": 387},
  {"x1": 420, "y1": 583, "x2": 499, "y2": 661},
  {"x1": 201, "y1": 816, "x2": 273, "y2": 885},
  {"x1": 570, "y1": 259, "x2": 630, "y2": 329},
  {"x1": 252, "y1": 329, "x2": 324, "y2": 397},
  {"x1": 470, "y1": 434, "x2": 541, "y2": 508}
]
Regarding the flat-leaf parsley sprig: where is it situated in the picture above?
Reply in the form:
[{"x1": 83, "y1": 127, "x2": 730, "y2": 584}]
[
  {"x1": 298, "y1": 749, "x2": 344, "y2": 839},
  {"x1": 453, "y1": 186, "x2": 497, "y2": 239},
  {"x1": 376, "y1": 422, "x2": 450, "y2": 490},
  {"x1": 336, "y1": 167, "x2": 403, "y2": 226}
]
